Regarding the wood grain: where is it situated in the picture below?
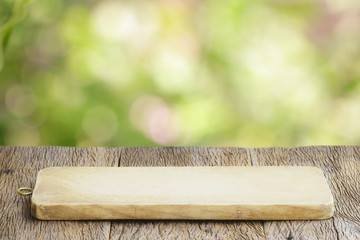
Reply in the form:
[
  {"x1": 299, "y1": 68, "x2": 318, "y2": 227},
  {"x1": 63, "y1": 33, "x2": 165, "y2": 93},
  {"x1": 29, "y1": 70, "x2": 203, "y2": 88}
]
[
  {"x1": 31, "y1": 166, "x2": 333, "y2": 220},
  {"x1": 296, "y1": 146, "x2": 360, "y2": 240},
  {"x1": 110, "y1": 147, "x2": 266, "y2": 240},
  {"x1": 291, "y1": 146, "x2": 360, "y2": 240},
  {"x1": 0, "y1": 146, "x2": 119, "y2": 240},
  {"x1": 249, "y1": 147, "x2": 341, "y2": 240},
  {"x1": 1, "y1": 146, "x2": 359, "y2": 240}
]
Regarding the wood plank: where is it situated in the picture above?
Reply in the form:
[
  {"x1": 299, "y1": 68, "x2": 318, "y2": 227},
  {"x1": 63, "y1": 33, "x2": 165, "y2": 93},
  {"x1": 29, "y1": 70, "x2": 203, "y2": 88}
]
[
  {"x1": 31, "y1": 166, "x2": 333, "y2": 220},
  {"x1": 288, "y1": 146, "x2": 360, "y2": 239},
  {"x1": 0, "y1": 146, "x2": 119, "y2": 240},
  {"x1": 250, "y1": 147, "x2": 339, "y2": 240},
  {"x1": 320, "y1": 147, "x2": 360, "y2": 239},
  {"x1": 110, "y1": 147, "x2": 266, "y2": 240}
]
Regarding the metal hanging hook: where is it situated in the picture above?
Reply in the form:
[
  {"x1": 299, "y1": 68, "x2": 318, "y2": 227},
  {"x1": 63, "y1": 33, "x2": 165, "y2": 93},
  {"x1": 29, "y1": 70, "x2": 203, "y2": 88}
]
[{"x1": 17, "y1": 187, "x2": 33, "y2": 196}]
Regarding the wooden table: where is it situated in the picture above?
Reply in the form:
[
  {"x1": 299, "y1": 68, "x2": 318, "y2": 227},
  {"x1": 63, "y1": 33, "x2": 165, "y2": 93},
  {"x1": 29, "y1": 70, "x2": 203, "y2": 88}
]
[{"x1": 1, "y1": 146, "x2": 359, "y2": 239}]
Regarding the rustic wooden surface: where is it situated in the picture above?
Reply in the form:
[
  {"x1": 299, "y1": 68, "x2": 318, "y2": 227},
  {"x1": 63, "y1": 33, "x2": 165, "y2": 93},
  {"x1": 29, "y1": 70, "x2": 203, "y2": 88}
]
[{"x1": 0, "y1": 146, "x2": 359, "y2": 239}]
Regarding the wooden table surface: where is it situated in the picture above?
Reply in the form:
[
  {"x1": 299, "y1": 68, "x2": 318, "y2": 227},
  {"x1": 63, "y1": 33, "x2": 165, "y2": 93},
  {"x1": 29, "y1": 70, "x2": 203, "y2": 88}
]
[{"x1": 1, "y1": 146, "x2": 359, "y2": 240}]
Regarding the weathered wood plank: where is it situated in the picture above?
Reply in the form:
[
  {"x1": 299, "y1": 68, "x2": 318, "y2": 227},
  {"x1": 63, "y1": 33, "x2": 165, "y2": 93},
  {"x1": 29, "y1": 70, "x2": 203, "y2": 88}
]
[
  {"x1": 0, "y1": 146, "x2": 119, "y2": 240},
  {"x1": 287, "y1": 146, "x2": 360, "y2": 239},
  {"x1": 110, "y1": 147, "x2": 266, "y2": 240},
  {"x1": 1, "y1": 146, "x2": 357, "y2": 240},
  {"x1": 319, "y1": 147, "x2": 360, "y2": 240},
  {"x1": 250, "y1": 147, "x2": 339, "y2": 240}
]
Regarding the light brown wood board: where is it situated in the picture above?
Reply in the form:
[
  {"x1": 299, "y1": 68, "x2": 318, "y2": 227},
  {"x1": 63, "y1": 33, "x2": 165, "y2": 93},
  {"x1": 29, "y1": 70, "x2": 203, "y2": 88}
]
[{"x1": 31, "y1": 166, "x2": 334, "y2": 220}]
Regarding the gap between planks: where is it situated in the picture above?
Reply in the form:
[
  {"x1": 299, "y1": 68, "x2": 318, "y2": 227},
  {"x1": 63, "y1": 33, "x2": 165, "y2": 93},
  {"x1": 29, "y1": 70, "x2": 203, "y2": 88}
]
[
  {"x1": 108, "y1": 151, "x2": 123, "y2": 239},
  {"x1": 110, "y1": 147, "x2": 266, "y2": 239},
  {"x1": 327, "y1": 146, "x2": 340, "y2": 240},
  {"x1": 247, "y1": 147, "x2": 340, "y2": 240},
  {"x1": 110, "y1": 147, "x2": 339, "y2": 240},
  {"x1": 246, "y1": 148, "x2": 267, "y2": 240}
]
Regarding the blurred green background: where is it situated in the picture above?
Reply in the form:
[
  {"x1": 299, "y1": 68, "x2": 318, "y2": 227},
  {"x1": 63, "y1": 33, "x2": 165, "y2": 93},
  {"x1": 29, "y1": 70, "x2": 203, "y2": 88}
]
[{"x1": 1, "y1": 0, "x2": 360, "y2": 147}]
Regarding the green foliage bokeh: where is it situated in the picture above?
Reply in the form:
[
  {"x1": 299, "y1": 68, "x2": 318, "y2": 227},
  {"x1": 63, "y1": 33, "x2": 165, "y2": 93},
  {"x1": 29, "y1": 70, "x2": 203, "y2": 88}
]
[{"x1": 1, "y1": 0, "x2": 360, "y2": 147}]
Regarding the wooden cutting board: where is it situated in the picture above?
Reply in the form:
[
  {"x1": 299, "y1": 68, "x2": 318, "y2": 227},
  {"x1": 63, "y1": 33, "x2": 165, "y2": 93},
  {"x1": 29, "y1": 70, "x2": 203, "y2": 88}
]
[{"x1": 30, "y1": 166, "x2": 334, "y2": 220}]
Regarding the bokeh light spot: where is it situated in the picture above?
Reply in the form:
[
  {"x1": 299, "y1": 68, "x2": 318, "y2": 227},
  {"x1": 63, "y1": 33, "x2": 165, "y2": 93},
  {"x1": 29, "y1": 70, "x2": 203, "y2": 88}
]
[
  {"x1": 82, "y1": 106, "x2": 118, "y2": 144},
  {"x1": 130, "y1": 95, "x2": 180, "y2": 144},
  {"x1": 5, "y1": 85, "x2": 36, "y2": 118}
]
